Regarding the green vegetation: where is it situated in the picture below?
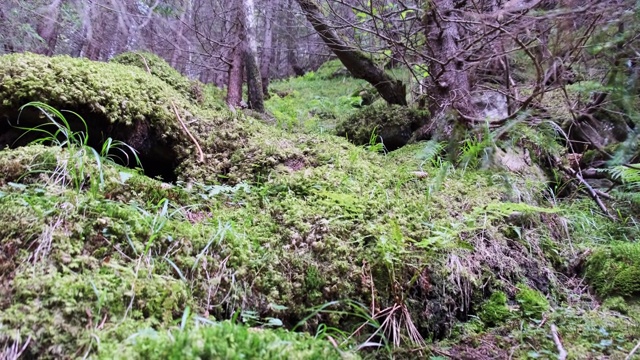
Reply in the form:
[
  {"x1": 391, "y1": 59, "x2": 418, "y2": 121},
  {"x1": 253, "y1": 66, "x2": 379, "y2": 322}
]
[
  {"x1": 584, "y1": 242, "x2": 640, "y2": 298},
  {"x1": 0, "y1": 52, "x2": 639, "y2": 359},
  {"x1": 478, "y1": 291, "x2": 512, "y2": 327},
  {"x1": 515, "y1": 283, "x2": 550, "y2": 319},
  {"x1": 266, "y1": 60, "x2": 368, "y2": 132},
  {"x1": 335, "y1": 103, "x2": 428, "y2": 150},
  {"x1": 97, "y1": 321, "x2": 346, "y2": 360}
]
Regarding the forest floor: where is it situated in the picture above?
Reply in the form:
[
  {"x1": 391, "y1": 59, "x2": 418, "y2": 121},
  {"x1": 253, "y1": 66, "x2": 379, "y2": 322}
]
[{"x1": 0, "y1": 53, "x2": 638, "y2": 359}]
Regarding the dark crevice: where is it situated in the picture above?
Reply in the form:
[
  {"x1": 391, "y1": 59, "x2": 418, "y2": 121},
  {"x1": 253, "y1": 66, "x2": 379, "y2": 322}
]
[{"x1": 0, "y1": 106, "x2": 179, "y2": 182}]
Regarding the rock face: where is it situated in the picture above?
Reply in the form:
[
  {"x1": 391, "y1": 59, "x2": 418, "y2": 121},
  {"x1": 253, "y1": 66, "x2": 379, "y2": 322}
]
[
  {"x1": 335, "y1": 104, "x2": 429, "y2": 151},
  {"x1": 472, "y1": 89, "x2": 508, "y2": 121}
]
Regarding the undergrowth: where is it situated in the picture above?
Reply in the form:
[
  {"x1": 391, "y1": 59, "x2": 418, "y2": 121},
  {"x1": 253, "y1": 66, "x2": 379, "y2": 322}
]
[{"x1": 1, "y1": 53, "x2": 639, "y2": 359}]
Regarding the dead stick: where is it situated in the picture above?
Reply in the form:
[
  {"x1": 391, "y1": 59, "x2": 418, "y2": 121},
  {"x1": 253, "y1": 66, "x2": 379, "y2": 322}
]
[
  {"x1": 136, "y1": 53, "x2": 152, "y2": 74},
  {"x1": 171, "y1": 101, "x2": 205, "y2": 163},
  {"x1": 551, "y1": 324, "x2": 568, "y2": 360},
  {"x1": 562, "y1": 167, "x2": 615, "y2": 220},
  {"x1": 626, "y1": 338, "x2": 640, "y2": 360}
]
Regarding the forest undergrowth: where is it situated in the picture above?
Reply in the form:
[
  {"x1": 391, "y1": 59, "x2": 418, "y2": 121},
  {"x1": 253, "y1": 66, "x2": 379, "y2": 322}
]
[{"x1": 0, "y1": 53, "x2": 638, "y2": 360}]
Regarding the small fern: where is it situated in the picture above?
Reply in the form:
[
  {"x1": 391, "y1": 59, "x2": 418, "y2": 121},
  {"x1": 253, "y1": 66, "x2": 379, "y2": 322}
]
[{"x1": 604, "y1": 164, "x2": 640, "y2": 205}]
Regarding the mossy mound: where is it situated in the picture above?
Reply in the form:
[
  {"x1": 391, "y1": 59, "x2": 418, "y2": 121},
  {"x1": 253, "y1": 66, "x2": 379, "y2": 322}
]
[
  {"x1": 0, "y1": 52, "x2": 199, "y2": 180},
  {"x1": 1, "y1": 52, "x2": 634, "y2": 359},
  {"x1": 584, "y1": 241, "x2": 640, "y2": 297},
  {"x1": 315, "y1": 59, "x2": 349, "y2": 80},
  {"x1": 0, "y1": 139, "x2": 567, "y2": 358},
  {"x1": 111, "y1": 51, "x2": 195, "y2": 100},
  {"x1": 110, "y1": 51, "x2": 226, "y2": 111},
  {"x1": 335, "y1": 104, "x2": 429, "y2": 151},
  {"x1": 97, "y1": 321, "x2": 348, "y2": 359}
]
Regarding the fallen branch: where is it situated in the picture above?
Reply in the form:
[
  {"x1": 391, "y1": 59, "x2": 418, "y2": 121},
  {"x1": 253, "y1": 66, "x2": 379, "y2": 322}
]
[
  {"x1": 626, "y1": 338, "x2": 640, "y2": 360},
  {"x1": 560, "y1": 165, "x2": 615, "y2": 220},
  {"x1": 171, "y1": 101, "x2": 205, "y2": 163},
  {"x1": 551, "y1": 324, "x2": 568, "y2": 360}
]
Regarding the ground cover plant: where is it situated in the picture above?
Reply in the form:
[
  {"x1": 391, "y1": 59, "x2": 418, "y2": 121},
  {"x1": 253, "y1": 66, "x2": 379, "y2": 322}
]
[{"x1": 0, "y1": 52, "x2": 638, "y2": 360}]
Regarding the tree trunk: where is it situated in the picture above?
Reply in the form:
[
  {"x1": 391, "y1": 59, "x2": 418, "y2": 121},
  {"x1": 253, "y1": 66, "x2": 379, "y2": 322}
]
[
  {"x1": 285, "y1": 0, "x2": 305, "y2": 76},
  {"x1": 226, "y1": 44, "x2": 244, "y2": 108},
  {"x1": 294, "y1": 0, "x2": 406, "y2": 106},
  {"x1": 422, "y1": 0, "x2": 478, "y2": 136},
  {"x1": 243, "y1": 0, "x2": 264, "y2": 112},
  {"x1": 36, "y1": 0, "x2": 64, "y2": 56},
  {"x1": 259, "y1": 3, "x2": 275, "y2": 95}
]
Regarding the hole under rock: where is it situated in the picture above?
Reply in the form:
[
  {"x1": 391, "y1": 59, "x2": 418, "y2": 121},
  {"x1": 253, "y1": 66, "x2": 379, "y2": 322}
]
[{"x1": 0, "y1": 106, "x2": 179, "y2": 182}]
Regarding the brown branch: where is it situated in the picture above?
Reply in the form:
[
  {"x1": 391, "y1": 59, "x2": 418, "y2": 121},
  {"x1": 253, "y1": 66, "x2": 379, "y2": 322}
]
[
  {"x1": 561, "y1": 165, "x2": 615, "y2": 220},
  {"x1": 171, "y1": 101, "x2": 205, "y2": 163}
]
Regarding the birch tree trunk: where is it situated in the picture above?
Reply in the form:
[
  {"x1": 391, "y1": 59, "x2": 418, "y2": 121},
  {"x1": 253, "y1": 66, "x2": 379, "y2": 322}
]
[{"x1": 243, "y1": 0, "x2": 265, "y2": 112}]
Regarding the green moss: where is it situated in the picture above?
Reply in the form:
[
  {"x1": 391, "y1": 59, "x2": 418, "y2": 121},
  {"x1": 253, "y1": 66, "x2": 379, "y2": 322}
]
[
  {"x1": 97, "y1": 321, "x2": 350, "y2": 359},
  {"x1": 515, "y1": 283, "x2": 550, "y2": 319},
  {"x1": 110, "y1": 51, "x2": 226, "y2": 111},
  {"x1": 0, "y1": 53, "x2": 192, "y2": 129},
  {"x1": 315, "y1": 59, "x2": 348, "y2": 80},
  {"x1": 602, "y1": 296, "x2": 630, "y2": 315},
  {"x1": 335, "y1": 103, "x2": 428, "y2": 150},
  {"x1": 584, "y1": 242, "x2": 640, "y2": 298},
  {"x1": 111, "y1": 51, "x2": 193, "y2": 98},
  {"x1": 478, "y1": 291, "x2": 512, "y2": 326},
  {"x1": 1, "y1": 51, "x2": 633, "y2": 359}
]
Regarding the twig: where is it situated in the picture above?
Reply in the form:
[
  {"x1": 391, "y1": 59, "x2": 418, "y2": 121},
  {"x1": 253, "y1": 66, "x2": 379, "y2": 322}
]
[
  {"x1": 626, "y1": 338, "x2": 640, "y2": 360},
  {"x1": 136, "y1": 53, "x2": 152, "y2": 74},
  {"x1": 171, "y1": 101, "x2": 205, "y2": 163},
  {"x1": 561, "y1": 166, "x2": 614, "y2": 220},
  {"x1": 551, "y1": 324, "x2": 568, "y2": 360}
]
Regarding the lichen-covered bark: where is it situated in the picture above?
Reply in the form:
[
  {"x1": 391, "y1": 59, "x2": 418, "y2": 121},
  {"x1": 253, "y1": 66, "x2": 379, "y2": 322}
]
[{"x1": 295, "y1": 0, "x2": 407, "y2": 106}]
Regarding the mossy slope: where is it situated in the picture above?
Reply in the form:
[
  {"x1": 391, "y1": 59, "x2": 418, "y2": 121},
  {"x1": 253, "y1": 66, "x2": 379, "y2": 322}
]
[{"x1": 0, "y1": 53, "x2": 638, "y2": 359}]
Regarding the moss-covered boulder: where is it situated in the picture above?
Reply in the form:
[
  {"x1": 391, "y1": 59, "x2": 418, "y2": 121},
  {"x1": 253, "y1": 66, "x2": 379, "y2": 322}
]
[
  {"x1": 335, "y1": 104, "x2": 428, "y2": 151},
  {"x1": 110, "y1": 51, "x2": 195, "y2": 100},
  {"x1": 110, "y1": 51, "x2": 226, "y2": 111},
  {"x1": 584, "y1": 242, "x2": 640, "y2": 298},
  {"x1": 0, "y1": 52, "x2": 199, "y2": 180}
]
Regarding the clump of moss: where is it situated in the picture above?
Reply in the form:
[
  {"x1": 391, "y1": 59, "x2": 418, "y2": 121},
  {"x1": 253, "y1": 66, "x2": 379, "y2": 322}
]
[
  {"x1": 335, "y1": 103, "x2": 429, "y2": 151},
  {"x1": 111, "y1": 51, "x2": 227, "y2": 111},
  {"x1": 111, "y1": 51, "x2": 194, "y2": 99},
  {"x1": 315, "y1": 59, "x2": 349, "y2": 79},
  {"x1": 478, "y1": 291, "x2": 512, "y2": 326},
  {"x1": 584, "y1": 242, "x2": 640, "y2": 298},
  {"x1": 97, "y1": 321, "x2": 349, "y2": 359},
  {"x1": 602, "y1": 296, "x2": 630, "y2": 315},
  {"x1": 515, "y1": 283, "x2": 549, "y2": 319}
]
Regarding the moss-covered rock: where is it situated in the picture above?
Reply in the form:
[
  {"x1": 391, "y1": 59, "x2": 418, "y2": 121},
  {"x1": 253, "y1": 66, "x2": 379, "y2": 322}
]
[
  {"x1": 110, "y1": 51, "x2": 195, "y2": 100},
  {"x1": 335, "y1": 103, "x2": 429, "y2": 151},
  {"x1": 584, "y1": 242, "x2": 640, "y2": 298},
  {"x1": 315, "y1": 59, "x2": 351, "y2": 80},
  {"x1": 110, "y1": 51, "x2": 227, "y2": 111},
  {"x1": 0, "y1": 52, "x2": 199, "y2": 180}
]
